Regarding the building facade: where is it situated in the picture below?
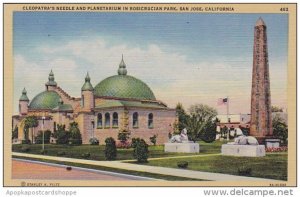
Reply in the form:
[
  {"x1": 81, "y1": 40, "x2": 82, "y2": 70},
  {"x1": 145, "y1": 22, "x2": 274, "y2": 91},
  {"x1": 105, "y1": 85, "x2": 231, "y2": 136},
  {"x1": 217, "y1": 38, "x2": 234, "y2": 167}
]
[{"x1": 12, "y1": 57, "x2": 176, "y2": 144}]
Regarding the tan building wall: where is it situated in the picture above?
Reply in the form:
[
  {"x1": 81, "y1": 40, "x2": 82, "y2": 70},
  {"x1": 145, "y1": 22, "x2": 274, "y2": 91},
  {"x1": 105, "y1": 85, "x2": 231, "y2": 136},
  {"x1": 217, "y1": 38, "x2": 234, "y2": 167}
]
[
  {"x1": 93, "y1": 108, "x2": 124, "y2": 144},
  {"x1": 76, "y1": 113, "x2": 94, "y2": 144},
  {"x1": 128, "y1": 108, "x2": 176, "y2": 144},
  {"x1": 48, "y1": 86, "x2": 81, "y2": 113},
  {"x1": 93, "y1": 107, "x2": 176, "y2": 144},
  {"x1": 19, "y1": 101, "x2": 29, "y2": 115},
  {"x1": 81, "y1": 91, "x2": 94, "y2": 111}
]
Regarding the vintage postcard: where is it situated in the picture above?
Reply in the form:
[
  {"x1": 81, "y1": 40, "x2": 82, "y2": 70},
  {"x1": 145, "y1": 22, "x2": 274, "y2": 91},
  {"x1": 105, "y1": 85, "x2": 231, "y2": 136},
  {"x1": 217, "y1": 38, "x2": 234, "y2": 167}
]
[{"x1": 3, "y1": 3, "x2": 296, "y2": 187}]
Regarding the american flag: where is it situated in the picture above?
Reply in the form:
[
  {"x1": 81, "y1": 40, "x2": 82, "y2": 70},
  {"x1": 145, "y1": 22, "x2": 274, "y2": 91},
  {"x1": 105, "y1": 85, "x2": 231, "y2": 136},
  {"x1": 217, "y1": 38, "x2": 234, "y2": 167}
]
[{"x1": 217, "y1": 98, "x2": 228, "y2": 106}]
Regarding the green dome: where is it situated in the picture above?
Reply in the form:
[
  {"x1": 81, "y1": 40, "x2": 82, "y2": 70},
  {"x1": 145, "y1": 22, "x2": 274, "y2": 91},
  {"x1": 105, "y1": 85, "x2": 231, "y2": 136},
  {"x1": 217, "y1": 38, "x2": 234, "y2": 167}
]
[
  {"x1": 19, "y1": 88, "x2": 29, "y2": 101},
  {"x1": 29, "y1": 91, "x2": 61, "y2": 110},
  {"x1": 94, "y1": 75, "x2": 156, "y2": 100}
]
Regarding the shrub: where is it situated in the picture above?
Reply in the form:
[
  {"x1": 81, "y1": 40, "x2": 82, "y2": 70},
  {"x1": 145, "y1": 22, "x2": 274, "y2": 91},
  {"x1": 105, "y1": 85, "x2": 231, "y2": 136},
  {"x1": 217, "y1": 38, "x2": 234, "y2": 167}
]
[
  {"x1": 68, "y1": 139, "x2": 82, "y2": 145},
  {"x1": 118, "y1": 131, "x2": 130, "y2": 142},
  {"x1": 35, "y1": 130, "x2": 52, "y2": 144},
  {"x1": 21, "y1": 145, "x2": 30, "y2": 152},
  {"x1": 66, "y1": 166, "x2": 72, "y2": 171},
  {"x1": 150, "y1": 134, "x2": 157, "y2": 145},
  {"x1": 238, "y1": 167, "x2": 252, "y2": 176},
  {"x1": 89, "y1": 137, "x2": 99, "y2": 145},
  {"x1": 105, "y1": 137, "x2": 117, "y2": 160},
  {"x1": 53, "y1": 124, "x2": 70, "y2": 144},
  {"x1": 21, "y1": 139, "x2": 31, "y2": 144},
  {"x1": 131, "y1": 138, "x2": 141, "y2": 148},
  {"x1": 69, "y1": 122, "x2": 82, "y2": 145},
  {"x1": 57, "y1": 151, "x2": 66, "y2": 156},
  {"x1": 133, "y1": 139, "x2": 148, "y2": 163},
  {"x1": 82, "y1": 152, "x2": 91, "y2": 159},
  {"x1": 177, "y1": 161, "x2": 188, "y2": 169}
]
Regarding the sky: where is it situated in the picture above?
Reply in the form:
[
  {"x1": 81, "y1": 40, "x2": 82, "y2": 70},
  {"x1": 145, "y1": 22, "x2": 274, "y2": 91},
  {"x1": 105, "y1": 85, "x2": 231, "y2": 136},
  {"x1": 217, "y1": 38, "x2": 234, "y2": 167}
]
[{"x1": 13, "y1": 12, "x2": 288, "y2": 114}]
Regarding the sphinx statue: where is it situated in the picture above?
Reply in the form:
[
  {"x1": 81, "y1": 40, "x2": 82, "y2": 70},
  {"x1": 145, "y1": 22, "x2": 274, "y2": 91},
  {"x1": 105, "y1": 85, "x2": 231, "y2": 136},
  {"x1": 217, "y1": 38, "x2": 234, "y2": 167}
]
[
  {"x1": 228, "y1": 133, "x2": 259, "y2": 145},
  {"x1": 169, "y1": 128, "x2": 190, "y2": 143}
]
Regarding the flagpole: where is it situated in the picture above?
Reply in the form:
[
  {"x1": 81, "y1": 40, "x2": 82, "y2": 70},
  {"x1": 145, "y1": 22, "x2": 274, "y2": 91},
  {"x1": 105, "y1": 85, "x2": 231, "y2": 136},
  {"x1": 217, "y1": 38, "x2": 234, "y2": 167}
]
[{"x1": 227, "y1": 96, "x2": 229, "y2": 140}]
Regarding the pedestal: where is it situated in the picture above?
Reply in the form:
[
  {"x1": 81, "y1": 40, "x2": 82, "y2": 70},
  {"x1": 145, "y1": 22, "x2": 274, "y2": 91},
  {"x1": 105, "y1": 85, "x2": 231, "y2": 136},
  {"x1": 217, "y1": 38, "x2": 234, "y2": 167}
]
[
  {"x1": 164, "y1": 142, "x2": 200, "y2": 153},
  {"x1": 265, "y1": 139, "x2": 280, "y2": 148},
  {"x1": 221, "y1": 144, "x2": 265, "y2": 157}
]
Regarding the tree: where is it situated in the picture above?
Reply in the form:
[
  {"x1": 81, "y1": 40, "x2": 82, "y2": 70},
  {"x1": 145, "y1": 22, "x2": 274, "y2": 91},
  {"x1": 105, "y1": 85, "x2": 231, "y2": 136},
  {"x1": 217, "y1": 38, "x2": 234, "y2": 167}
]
[
  {"x1": 149, "y1": 134, "x2": 157, "y2": 145},
  {"x1": 52, "y1": 124, "x2": 69, "y2": 144},
  {"x1": 24, "y1": 116, "x2": 38, "y2": 143},
  {"x1": 272, "y1": 114, "x2": 288, "y2": 144},
  {"x1": 105, "y1": 137, "x2": 117, "y2": 160},
  {"x1": 271, "y1": 106, "x2": 283, "y2": 112},
  {"x1": 185, "y1": 104, "x2": 217, "y2": 142},
  {"x1": 133, "y1": 139, "x2": 149, "y2": 163},
  {"x1": 200, "y1": 119, "x2": 217, "y2": 143},
  {"x1": 12, "y1": 126, "x2": 18, "y2": 140},
  {"x1": 175, "y1": 103, "x2": 188, "y2": 132},
  {"x1": 69, "y1": 122, "x2": 82, "y2": 145}
]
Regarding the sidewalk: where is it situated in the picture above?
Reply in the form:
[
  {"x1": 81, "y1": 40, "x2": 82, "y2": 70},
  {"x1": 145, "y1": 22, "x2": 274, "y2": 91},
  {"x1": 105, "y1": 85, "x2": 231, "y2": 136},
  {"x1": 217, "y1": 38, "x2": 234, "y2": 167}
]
[{"x1": 12, "y1": 152, "x2": 280, "y2": 182}]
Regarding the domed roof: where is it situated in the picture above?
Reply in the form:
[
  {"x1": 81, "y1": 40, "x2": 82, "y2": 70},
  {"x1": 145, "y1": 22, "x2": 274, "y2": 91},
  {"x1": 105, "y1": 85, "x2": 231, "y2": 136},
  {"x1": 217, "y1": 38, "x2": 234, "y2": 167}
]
[
  {"x1": 29, "y1": 91, "x2": 61, "y2": 110},
  {"x1": 19, "y1": 88, "x2": 29, "y2": 101},
  {"x1": 81, "y1": 72, "x2": 94, "y2": 91},
  {"x1": 94, "y1": 57, "x2": 156, "y2": 100}
]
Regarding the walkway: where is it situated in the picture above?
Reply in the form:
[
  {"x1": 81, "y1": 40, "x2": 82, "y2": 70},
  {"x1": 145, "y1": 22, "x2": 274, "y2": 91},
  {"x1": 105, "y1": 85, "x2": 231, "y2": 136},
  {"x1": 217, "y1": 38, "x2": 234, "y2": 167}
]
[{"x1": 12, "y1": 152, "x2": 280, "y2": 182}]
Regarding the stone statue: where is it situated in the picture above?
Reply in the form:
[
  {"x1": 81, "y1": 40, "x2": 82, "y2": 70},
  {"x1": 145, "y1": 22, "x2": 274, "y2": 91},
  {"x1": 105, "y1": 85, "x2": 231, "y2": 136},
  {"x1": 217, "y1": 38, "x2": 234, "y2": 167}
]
[
  {"x1": 169, "y1": 128, "x2": 189, "y2": 143},
  {"x1": 228, "y1": 133, "x2": 259, "y2": 145}
]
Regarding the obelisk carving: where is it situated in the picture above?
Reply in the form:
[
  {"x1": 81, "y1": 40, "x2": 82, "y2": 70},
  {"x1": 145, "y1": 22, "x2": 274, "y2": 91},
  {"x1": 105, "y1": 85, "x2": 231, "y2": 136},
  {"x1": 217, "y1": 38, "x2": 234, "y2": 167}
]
[{"x1": 250, "y1": 17, "x2": 273, "y2": 137}]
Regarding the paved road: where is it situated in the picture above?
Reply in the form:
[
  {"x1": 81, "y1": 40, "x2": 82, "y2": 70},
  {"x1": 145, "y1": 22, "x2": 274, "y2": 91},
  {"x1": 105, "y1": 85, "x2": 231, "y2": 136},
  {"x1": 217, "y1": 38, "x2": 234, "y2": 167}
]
[
  {"x1": 13, "y1": 152, "x2": 281, "y2": 182},
  {"x1": 12, "y1": 158, "x2": 157, "y2": 181}
]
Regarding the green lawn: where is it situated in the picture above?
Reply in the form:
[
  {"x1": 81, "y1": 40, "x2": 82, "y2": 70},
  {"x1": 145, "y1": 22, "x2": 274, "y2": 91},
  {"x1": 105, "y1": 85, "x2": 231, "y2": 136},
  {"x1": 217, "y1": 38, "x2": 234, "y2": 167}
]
[
  {"x1": 12, "y1": 141, "x2": 225, "y2": 161},
  {"x1": 12, "y1": 141, "x2": 287, "y2": 180},
  {"x1": 141, "y1": 153, "x2": 287, "y2": 180}
]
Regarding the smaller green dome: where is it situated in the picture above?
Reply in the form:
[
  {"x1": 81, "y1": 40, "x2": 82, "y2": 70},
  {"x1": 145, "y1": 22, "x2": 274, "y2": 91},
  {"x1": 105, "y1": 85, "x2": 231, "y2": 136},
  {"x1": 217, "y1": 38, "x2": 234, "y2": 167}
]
[
  {"x1": 81, "y1": 72, "x2": 94, "y2": 91},
  {"x1": 53, "y1": 99, "x2": 73, "y2": 111},
  {"x1": 29, "y1": 91, "x2": 61, "y2": 110},
  {"x1": 19, "y1": 88, "x2": 29, "y2": 101}
]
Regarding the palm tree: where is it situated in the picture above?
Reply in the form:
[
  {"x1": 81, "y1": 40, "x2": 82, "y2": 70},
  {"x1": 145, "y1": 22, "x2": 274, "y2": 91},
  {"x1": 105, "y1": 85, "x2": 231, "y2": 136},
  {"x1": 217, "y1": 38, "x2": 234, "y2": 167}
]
[{"x1": 24, "y1": 116, "x2": 39, "y2": 143}]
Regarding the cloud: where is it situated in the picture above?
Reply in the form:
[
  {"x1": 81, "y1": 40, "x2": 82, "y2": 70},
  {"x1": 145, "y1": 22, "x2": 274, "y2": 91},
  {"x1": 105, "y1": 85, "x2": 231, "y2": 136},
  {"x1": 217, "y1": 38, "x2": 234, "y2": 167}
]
[{"x1": 14, "y1": 36, "x2": 287, "y2": 114}]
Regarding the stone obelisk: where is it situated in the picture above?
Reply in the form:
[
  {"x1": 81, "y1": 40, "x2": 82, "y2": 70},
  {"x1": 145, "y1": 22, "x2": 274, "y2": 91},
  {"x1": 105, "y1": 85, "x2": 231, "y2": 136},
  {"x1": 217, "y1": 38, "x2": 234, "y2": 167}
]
[{"x1": 250, "y1": 17, "x2": 272, "y2": 138}]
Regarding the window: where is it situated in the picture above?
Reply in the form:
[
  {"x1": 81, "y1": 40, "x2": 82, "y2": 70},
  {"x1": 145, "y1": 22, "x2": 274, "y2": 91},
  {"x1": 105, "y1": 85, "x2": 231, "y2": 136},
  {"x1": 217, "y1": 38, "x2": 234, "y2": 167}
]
[
  {"x1": 97, "y1": 113, "x2": 103, "y2": 128},
  {"x1": 148, "y1": 113, "x2": 153, "y2": 128},
  {"x1": 112, "y1": 112, "x2": 118, "y2": 127},
  {"x1": 81, "y1": 95, "x2": 85, "y2": 107},
  {"x1": 105, "y1": 113, "x2": 110, "y2": 128},
  {"x1": 133, "y1": 112, "x2": 138, "y2": 128}
]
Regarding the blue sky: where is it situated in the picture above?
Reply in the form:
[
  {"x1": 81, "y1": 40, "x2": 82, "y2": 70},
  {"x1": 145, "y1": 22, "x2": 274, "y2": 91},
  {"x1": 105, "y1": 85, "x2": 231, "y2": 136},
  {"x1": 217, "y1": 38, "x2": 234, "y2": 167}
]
[{"x1": 13, "y1": 12, "x2": 288, "y2": 114}]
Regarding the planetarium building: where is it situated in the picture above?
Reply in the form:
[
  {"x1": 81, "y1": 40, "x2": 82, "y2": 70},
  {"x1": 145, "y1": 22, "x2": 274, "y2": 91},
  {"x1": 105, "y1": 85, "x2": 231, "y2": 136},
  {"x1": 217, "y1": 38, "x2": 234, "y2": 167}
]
[{"x1": 12, "y1": 57, "x2": 176, "y2": 144}]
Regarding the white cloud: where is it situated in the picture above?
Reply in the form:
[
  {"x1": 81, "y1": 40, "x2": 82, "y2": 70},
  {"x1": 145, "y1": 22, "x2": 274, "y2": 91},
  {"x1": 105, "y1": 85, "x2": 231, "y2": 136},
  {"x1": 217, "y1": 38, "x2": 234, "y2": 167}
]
[{"x1": 14, "y1": 37, "x2": 287, "y2": 114}]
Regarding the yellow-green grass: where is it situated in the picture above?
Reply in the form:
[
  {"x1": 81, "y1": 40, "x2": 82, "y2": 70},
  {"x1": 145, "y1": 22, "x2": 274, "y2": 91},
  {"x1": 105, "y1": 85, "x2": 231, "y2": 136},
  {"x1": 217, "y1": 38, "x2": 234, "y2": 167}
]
[
  {"x1": 140, "y1": 154, "x2": 287, "y2": 180},
  {"x1": 12, "y1": 141, "x2": 227, "y2": 161}
]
